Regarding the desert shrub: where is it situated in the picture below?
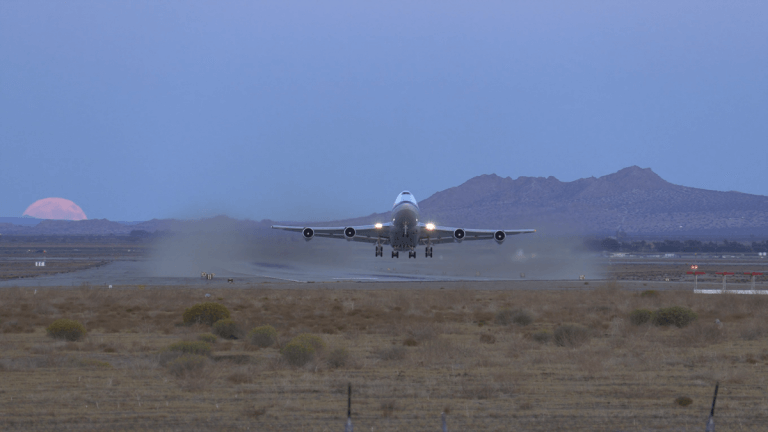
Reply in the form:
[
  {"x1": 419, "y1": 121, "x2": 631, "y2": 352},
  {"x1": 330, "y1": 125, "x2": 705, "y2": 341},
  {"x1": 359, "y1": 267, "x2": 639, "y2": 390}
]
[
  {"x1": 212, "y1": 319, "x2": 240, "y2": 340},
  {"x1": 640, "y1": 290, "x2": 659, "y2": 298},
  {"x1": 532, "y1": 331, "x2": 553, "y2": 344},
  {"x1": 198, "y1": 333, "x2": 217, "y2": 343},
  {"x1": 495, "y1": 309, "x2": 533, "y2": 326},
  {"x1": 46, "y1": 319, "x2": 86, "y2": 341},
  {"x1": 376, "y1": 345, "x2": 407, "y2": 361},
  {"x1": 479, "y1": 334, "x2": 496, "y2": 344},
  {"x1": 674, "y1": 396, "x2": 693, "y2": 407},
  {"x1": 327, "y1": 347, "x2": 350, "y2": 368},
  {"x1": 248, "y1": 325, "x2": 277, "y2": 348},
  {"x1": 554, "y1": 324, "x2": 590, "y2": 348},
  {"x1": 652, "y1": 306, "x2": 697, "y2": 328},
  {"x1": 629, "y1": 309, "x2": 653, "y2": 326},
  {"x1": 167, "y1": 341, "x2": 212, "y2": 356},
  {"x1": 182, "y1": 302, "x2": 230, "y2": 326},
  {"x1": 281, "y1": 334, "x2": 325, "y2": 366},
  {"x1": 403, "y1": 338, "x2": 419, "y2": 347},
  {"x1": 167, "y1": 354, "x2": 207, "y2": 377},
  {"x1": 292, "y1": 333, "x2": 325, "y2": 351}
]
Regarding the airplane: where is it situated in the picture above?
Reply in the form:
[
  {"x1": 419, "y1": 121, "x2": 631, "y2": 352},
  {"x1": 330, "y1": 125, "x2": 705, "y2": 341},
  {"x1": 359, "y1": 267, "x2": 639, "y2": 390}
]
[{"x1": 271, "y1": 191, "x2": 536, "y2": 259}]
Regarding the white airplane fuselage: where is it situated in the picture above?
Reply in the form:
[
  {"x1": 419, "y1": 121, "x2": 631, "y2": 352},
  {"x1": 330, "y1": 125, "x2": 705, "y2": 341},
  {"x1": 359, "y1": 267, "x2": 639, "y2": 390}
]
[{"x1": 389, "y1": 191, "x2": 420, "y2": 251}]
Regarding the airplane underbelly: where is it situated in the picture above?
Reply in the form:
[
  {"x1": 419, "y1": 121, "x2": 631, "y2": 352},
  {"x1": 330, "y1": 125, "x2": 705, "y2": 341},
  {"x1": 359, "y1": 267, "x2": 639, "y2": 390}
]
[{"x1": 389, "y1": 203, "x2": 419, "y2": 251}]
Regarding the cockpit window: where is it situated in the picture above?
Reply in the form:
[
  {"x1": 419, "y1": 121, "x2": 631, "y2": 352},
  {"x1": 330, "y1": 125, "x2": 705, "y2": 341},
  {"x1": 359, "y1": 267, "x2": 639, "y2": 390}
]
[{"x1": 393, "y1": 191, "x2": 418, "y2": 208}]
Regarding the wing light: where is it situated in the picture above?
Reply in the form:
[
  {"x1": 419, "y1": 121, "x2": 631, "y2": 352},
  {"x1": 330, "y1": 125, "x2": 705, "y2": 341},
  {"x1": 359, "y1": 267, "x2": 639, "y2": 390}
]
[
  {"x1": 375, "y1": 223, "x2": 383, "y2": 229},
  {"x1": 426, "y1": 223, "x2": 435, "y2": 231}
]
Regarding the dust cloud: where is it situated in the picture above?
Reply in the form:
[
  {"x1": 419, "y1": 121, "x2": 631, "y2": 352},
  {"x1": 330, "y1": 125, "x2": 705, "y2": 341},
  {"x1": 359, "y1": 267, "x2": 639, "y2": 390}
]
[{"x1": 145, "y1": 219, "x2": 602, "y2": 281}]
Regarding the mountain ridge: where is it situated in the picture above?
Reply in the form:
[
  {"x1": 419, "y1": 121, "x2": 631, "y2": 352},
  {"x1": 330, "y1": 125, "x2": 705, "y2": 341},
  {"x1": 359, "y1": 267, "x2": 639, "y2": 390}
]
[{"x1": 2, "y1": 166, "x2": 768, "y2": 236}]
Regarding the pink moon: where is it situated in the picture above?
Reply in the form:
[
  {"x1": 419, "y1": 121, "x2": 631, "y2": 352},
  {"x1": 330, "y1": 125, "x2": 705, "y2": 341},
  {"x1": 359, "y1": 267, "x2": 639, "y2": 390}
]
[{"x1": 23, "y1": 198, "x2": 88, "y2": 221}]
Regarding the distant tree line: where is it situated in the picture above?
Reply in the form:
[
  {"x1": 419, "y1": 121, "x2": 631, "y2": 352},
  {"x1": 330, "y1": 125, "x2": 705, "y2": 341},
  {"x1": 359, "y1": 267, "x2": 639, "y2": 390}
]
[{"x1": 586, "y1": 238, "x2": 768, "y2": 253}]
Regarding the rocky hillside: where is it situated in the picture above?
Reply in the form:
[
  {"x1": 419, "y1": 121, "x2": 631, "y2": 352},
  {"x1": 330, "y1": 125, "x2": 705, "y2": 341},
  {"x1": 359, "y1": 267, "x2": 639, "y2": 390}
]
[
  {"x1": 332, "y1": 166, "x2": 768, "y2": 236},
  {"x1": 3, "y1": 167, "x2": 768, "y2": 236}
]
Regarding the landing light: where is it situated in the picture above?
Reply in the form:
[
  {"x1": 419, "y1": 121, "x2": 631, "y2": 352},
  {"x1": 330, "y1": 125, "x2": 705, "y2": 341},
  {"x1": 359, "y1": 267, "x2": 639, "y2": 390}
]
[
  {"x1": 426, "y1": 223, "x2": 435, "y2": 231},
  {"x1": 375, "y1": 223, "x2": 383, "y2": 229}
]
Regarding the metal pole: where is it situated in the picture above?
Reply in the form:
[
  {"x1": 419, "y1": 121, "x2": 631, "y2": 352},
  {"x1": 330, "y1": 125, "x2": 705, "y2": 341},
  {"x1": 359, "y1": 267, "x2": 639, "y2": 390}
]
[
  {"x1": 722, "y1": 274, "x2": 726, "y2": 291},
  {"x1": 705, "y1": 382, "x2": 719, "y2": 432},
  {"x1": 344, "y1": 383, "x2": 353, "y2": 432}
]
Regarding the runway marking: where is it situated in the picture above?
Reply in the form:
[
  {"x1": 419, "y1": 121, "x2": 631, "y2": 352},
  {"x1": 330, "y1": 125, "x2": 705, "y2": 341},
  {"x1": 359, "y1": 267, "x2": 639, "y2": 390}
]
[{"x1": 694, "y1": 289, "x2": 768, "y2": 295}]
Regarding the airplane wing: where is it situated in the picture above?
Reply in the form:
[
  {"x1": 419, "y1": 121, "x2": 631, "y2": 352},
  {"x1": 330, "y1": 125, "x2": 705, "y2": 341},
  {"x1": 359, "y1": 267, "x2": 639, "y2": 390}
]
[
  {"x1": 418, "y1": 224, "x2": 535, "y2": 245},
  {"x1": 271, "y1": 223, "x2": 392, "y2": 244}
]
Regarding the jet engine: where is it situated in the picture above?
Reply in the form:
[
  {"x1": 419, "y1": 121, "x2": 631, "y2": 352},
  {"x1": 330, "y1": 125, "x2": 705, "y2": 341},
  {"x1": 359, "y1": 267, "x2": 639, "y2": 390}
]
[
  {"x1": 494, "y1": 230, "x2": 506, "y2": 244},
  {"x1": 453, "y1": 228, "x2": 466, "y2": 242},
  {"x1": 302, "y1": 227, "x2": 314, "y2": 241},
  {"x1": 344, "y1": 227, "x2": 356, "y2": 240}
]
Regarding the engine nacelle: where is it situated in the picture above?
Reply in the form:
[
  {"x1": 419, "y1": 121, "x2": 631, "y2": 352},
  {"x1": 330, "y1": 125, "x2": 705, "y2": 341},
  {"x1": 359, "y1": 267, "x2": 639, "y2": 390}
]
[
  {"x1": 344, "y1": 227, "x2": 356, "y2": 240},
  {"x1": 494, "y1": 230, "x2": 506, "y2": 244},
  {"x1": 302, "y1": 227, "x2": 314, "y2": 241},
  {"x1": 453, "y1": 228, "x2": 466, "y2": 242}
]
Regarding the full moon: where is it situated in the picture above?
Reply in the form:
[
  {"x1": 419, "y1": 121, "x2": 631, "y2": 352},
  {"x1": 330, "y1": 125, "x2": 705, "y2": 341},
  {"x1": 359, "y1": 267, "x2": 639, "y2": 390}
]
[{"x1": 23, "y1": 198, "x2": 88, "y2": 221}]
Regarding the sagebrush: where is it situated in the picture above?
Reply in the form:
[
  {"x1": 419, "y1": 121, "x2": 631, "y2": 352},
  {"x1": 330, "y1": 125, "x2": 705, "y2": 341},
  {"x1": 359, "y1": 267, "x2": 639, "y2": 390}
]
[
  {"x1": 182, "y1": 302, "x2": 230, "y2": 326},
  {"x1": 281, "y1": 334, "x2": 325, "y2": 366},
  {"x1": 653, "y1": 306, "x2": 697, "y2": 328},
  {"x1": 248, "y1": 325, "x2": 277, "y2": 348},
  {"x1": 46, "y1": 319, "x2": 86, "y2": 341}
]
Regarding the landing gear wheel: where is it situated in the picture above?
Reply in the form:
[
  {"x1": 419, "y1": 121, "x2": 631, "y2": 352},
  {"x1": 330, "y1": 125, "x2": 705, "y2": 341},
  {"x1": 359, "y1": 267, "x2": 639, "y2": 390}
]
[
  {"x1": 375, "y1": 246, "x2": 383, "y2": 257},
  {"x1": 425, "y1": 246, "x2": 433, "y2": 258},
  {"x1": 408, "y1": 251, "x2": 416, "y2": 259},
  {"x1": 392, "y1": 251, "x2": 399, "y2": 258}
]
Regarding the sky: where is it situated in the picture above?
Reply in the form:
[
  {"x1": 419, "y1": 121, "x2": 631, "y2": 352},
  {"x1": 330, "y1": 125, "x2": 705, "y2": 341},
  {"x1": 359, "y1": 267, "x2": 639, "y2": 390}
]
[{"x1": 1, "y1": 1, "x2": 766, "y2": 221}]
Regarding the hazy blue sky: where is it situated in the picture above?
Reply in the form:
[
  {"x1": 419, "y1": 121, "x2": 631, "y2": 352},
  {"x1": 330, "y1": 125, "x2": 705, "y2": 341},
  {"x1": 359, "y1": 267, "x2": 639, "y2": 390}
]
[{"x1": 1, "y1": 1, "x2": 766, "y2": 221}]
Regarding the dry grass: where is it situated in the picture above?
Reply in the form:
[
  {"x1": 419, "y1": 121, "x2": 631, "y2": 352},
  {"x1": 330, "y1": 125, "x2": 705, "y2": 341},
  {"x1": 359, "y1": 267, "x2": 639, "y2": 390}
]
[{"x1": 1, "y1": 283, "x2": 767, "y2": 430}]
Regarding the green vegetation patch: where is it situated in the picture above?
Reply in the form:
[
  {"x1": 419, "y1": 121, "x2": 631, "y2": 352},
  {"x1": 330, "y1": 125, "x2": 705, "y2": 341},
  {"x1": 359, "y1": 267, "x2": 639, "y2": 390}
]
[
  {"x1": 248, "y1": 325, "x2": 277, "y2": 348},
  {"x1": 212, "y1": 319, "x2": 240, "y2": 340},
  {"x1": 281, "y1": 333, "x2": 325, "y2": 366},
  {"x1": 652, "y1": 306, "x2": 697, "y2": 328},
  {"x1": 182, "y1": 302, "x2": 230, "y2": 326},
  {"x1": 629, "y1": 309, "x2": 653, "y2": 326},
  {"x1": 46, "y1": 319, "x2": 87, "y2": 341}
]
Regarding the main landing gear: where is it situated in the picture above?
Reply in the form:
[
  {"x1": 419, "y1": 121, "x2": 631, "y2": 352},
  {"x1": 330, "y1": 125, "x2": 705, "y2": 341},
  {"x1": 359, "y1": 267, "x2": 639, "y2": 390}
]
[
  {"x1": 391, "y1": 251, "x2": 399, "y2": 258},
  {"x1": 425, "y1": 246, "x2": 433, "y2": 258},
  {"x1": 408, "y1": 250, "x2": 416, "y2": 259},
  {"x1": 375, "y1": 245, "x2": 383, "y2": 257}
]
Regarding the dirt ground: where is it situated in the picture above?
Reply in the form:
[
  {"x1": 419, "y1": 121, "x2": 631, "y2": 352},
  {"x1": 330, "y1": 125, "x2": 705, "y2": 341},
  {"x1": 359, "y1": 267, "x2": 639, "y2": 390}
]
[{"x1": 1, "y1": 281, "x2": 767, "y2": 431}]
